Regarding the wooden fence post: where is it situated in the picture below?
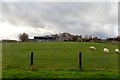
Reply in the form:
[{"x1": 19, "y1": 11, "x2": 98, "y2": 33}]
[
  {"x1": 79, "y1": 52, "x2": 82, "y2": 69},
  {"x1": 30, "y1": 52, "x2": 33, "y2": 67}
]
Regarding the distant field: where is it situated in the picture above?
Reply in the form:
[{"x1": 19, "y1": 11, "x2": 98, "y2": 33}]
[{"x1": 2, "y1": 42, "x2": 119, "y2": 78}]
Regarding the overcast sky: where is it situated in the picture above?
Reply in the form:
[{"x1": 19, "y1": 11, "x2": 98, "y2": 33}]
[{"x1": 0, "y1": 1, "x2": 118, "y2": 40}]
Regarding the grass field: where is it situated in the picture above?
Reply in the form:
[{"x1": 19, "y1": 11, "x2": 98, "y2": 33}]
[{"x1": 2, "y1": 42, "x2": 119, "y2": 78}]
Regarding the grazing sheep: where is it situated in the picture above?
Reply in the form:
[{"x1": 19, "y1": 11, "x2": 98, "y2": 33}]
[
  {"x1": 90, "y1": 46, "x2": 96, "y2": 51},
  {"x1": 103, "y1": 48, "x2": 109, "y2": 53},
  {"x1": 115, "y1": 49, "x2": 120, "y2": 54}
]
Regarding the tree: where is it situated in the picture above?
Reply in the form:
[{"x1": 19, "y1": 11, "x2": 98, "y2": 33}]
[
  {"x1": 19, "y1": 33, "x2": 29, "y2": 42},
  {"x1": 115, "y1": 36, "x2": 120, "y2": 42},
  {"x1": 51, "y1": 34, "x2": 59, "y2": 41},
  {"x1": 72, "y1": 35, "x2": 79, "y2": 41}
]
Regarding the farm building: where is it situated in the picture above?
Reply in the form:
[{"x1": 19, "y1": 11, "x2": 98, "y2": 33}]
[
  {"x1": 34, "y1": 36, "x2": 55, "y2": 42},
  {"x1": 33, "y1": 33, "x2": 82, "y2": 42}
]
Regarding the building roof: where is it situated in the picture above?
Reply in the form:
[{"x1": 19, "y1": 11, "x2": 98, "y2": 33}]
[{"x1": 34, "y1": 36, "x2": 55, "y2": 40}]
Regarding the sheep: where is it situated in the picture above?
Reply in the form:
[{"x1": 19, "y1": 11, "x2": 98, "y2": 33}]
[
  {"x1": 90, "y1": 46, "x2": 96, "y2": 51},
  {"x1": 115, "y1": 48, "x2": 120, "y2": 54},
  {"x1": 103, "y1": 48, "x2": 109, "y2": 53}
]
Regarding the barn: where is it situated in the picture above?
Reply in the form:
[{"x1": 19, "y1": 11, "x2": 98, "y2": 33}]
[{"x1": 34, "y1": 36, "x2": 55, "y2": 42}]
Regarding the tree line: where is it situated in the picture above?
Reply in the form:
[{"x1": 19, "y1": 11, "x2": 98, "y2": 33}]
[{"x1": 18, "y1": 32, "x2": 120, "y2": 42}]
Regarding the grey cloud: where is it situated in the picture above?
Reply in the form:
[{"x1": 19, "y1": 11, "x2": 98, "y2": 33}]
[
  {"x1": 118, "y1": 2, "x2": 120, "y2": 35},
  {"x1": 0, "y1": 3, "x2": 2, "y2": 22},
  {"x1": 2, "y1": 2, "x2": 118, "y2": 38}
]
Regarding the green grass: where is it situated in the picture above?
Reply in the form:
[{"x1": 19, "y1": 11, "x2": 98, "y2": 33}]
[
  {"x1": 2, "y1": 42, "x2": 119, "y2": 78},
  {"x1": 2, "y1": 69, "x2": 118, "y2": 78}
]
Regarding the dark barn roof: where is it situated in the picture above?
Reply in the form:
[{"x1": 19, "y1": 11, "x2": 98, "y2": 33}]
[{"x1": 34, "y1": 36, "x2": 55, "y2": 40}]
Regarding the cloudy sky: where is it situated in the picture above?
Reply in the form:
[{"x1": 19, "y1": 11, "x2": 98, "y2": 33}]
[{"x1": 0, "y1": 1, "x2": 118, "y2": 40}]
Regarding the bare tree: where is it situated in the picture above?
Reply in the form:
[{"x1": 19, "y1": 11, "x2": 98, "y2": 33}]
[{"x1": 19, "y1": 33, "x2": 29, "y2": 42}]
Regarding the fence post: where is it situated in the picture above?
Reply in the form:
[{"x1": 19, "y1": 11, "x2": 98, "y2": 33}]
[
  {"x1": 30, "y1": 52, "x2": 33, "y2": 67},
  {"x1": 79, "y1": 52, "x2": 82, "y2": 69}
]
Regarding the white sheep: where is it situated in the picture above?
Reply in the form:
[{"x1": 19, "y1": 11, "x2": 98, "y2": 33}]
[
  {"x1": 115, "y1": 49, "x2": 120, "y2": 54},
  {"x1": 90, "y1": 46, "x2": 96, "y2": 51},
  {"x1": 103, "y1": 48, "x2": 109, "y2": 53}
]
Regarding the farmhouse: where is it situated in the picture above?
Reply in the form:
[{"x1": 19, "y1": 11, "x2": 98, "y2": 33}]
[{"x1": 34, "y1": 36, "x2": 55, "y2": 42}]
